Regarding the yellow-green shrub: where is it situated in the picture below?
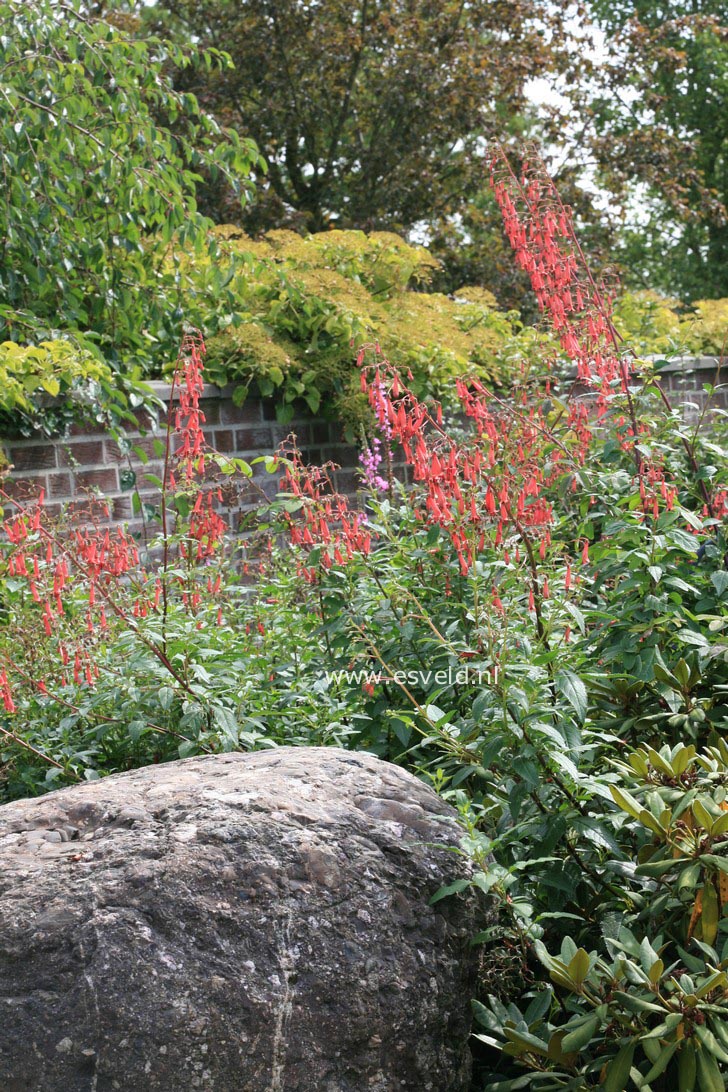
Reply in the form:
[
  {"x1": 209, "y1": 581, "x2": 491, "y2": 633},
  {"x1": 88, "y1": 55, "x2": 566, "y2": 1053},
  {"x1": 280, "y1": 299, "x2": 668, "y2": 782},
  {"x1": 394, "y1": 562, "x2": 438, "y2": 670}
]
[
  {"x1": 0, "y1": 340, "x2": 150, "y2": 438},
  {"x1": 612, "y1": 290, "x2": 684, "y2": 354},
  {"x1": 613, "y1": 291, "x2": 728, "y2": 358},
  {"x1": 171, "y1": 231, "x2": 728, "y2": 433},
  {"x1": 683, "y1": 299, "x2": 728, "y2": 355},
  {"x1": 176, "y1": 227, "x2": 542, "y2": 432}
]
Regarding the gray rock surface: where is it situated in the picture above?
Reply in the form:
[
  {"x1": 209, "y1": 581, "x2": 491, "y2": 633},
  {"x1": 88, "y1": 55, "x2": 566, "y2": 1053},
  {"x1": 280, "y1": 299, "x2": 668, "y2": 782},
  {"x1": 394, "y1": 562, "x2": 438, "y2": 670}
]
[{"x1": 0, "y1": 747, "x2": 490, "y2": 1091}]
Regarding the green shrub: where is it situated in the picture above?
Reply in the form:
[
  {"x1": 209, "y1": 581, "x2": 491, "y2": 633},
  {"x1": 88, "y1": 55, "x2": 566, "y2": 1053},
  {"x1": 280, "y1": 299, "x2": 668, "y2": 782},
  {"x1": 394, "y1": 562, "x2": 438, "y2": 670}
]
[
  {"x1": 2, "y1": 146, "x2": 728, "y2": 1092},
  {"x1": 0, "y1": 339, "x2": 153, "y2": 438},
  {"x1": 179, "y1": 226, "x2": 548, "y2": 434},
  {"x1": 0, "y1": 0, "x2": 260, "y2": 366}
]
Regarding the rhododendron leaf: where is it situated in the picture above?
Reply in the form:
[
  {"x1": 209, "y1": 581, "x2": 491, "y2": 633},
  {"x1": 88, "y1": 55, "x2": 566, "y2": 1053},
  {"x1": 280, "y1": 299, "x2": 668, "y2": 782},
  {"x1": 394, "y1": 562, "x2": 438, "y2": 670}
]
[{"x1": 555, "y1": 670, "x2": 587, "y2": 722}]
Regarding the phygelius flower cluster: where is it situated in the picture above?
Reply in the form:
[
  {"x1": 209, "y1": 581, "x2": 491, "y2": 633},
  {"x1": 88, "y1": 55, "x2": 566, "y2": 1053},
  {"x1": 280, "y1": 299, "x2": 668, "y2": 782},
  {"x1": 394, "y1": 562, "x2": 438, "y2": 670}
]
[
  {"x1": 280, "y1": 147, "x2": 711, "y2": 608},
  {"x1": 489, "y1": 144, "x2": 681, "y2": 520},
  {"x1": 280, "y1": 443, "x2": 372, "y2": 582},
  {"x1": 490, "y1": 145, "x2": 625, "y2": 397},
  {"x1": 0, "y1": 331, "x2": 227, "y2": 714},
  {"x1": 362, "y1": 357, "x2": 557, "y2": 584},
  {"x1": 170, "y1": 329, "x2": 208, "y2": 486}
]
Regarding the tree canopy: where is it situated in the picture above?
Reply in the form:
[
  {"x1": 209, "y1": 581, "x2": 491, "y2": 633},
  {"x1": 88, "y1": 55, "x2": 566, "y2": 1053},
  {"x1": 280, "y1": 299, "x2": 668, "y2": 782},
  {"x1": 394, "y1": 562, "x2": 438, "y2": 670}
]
[
  {"x1": 151, "y1": 0, "x2": 572, "y2": 238},
  {"x1": 0, "y1": 0, "x2": 262, "y2": 365},
  {"x1": 0, "y1": 0, "x2": 724, "y2": 397},
  {"x1": 149, "y1": 0, "x2": 728, "y2": 303},
  {"x1": 585, "y1": 0, "x2": 728, "y2": 299}
]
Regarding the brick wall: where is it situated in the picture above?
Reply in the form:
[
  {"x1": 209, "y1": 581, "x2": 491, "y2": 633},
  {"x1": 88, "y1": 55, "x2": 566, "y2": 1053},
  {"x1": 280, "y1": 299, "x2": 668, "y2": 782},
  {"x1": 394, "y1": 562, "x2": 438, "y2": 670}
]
[
  {"x1": 651, "y1": 356, "x2": 728, "y2": 421},
  {"x1": 1, "y1": 358, "x2": 724, "y2": 533},
  {"x1": 1, "y1": 383, "x2": 370, "y2": 534}
]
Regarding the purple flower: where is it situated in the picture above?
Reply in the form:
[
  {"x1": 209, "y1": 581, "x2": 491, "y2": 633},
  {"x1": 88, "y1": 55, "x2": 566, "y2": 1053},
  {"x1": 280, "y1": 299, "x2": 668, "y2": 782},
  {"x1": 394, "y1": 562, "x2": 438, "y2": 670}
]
[{"x1": 359, "y1": 436, "x2": 389, "y2": 493}]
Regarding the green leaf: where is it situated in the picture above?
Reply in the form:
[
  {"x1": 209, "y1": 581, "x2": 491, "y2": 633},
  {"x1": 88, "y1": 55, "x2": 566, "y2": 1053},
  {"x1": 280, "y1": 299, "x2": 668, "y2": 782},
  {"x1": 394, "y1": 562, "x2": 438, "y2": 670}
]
[
  {"x1": 695, "y1": 1024, "x2": 728, "y2": 1065},
  {"x1": 554, "y1": 670, "x2": 588, "y2": 722},
  {"x1": 561, "y1": 1014, "x2": 599, "y2": 1053},
  {"x1": 119, "y1": 469, "x2": 136, "y2": 491},
  {"x1": 158, "y1": 686, "x2": 175, "y2": 712},
  {"x1": 678, "y1": 1042, "x2": 696, "y2": 1091},
  {"x1": 502, "y1": 1027, "x2": 549, "y2": 1057},
  {"x1": 641, "y1": 1041, "x2": 678, "y2": 1084},
  {"x1": 610, "y1": 785, "x2": 644, "y2": 821},
  {"x1": 429, "y1": 878, "x2": 470, "y2": 904},
  {"x1": 567, "y1": 948, "x2": 591, "y2": 987},
  {"x1": 41, "y1": 376, "x2": 60, "y2": 397},
  {"x1": 696, "y1": 1042, "x2": 724, "y2": 1092},
  {"x1": 648, "y1": 958, "x2": 665, "y2": 984},
  {"x1": 602, "y1": 1040, "x2": 637, "y2": 1092},
  {"x1": 710, "y1": 572, "x2": 728, "y2": 598}
]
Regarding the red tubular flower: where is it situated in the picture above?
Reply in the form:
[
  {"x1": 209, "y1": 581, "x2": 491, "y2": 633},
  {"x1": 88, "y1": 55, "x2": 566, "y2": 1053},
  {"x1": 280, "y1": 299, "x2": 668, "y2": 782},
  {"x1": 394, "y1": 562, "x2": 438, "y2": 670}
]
[
  {"x1": 0, "y1": 669, "x2": 15, "y2": 713},
  {"x1": 172, "y1": 330, "x2": 208, "y2": 485},
  {"x1": 490, "y1": 144, "x2": 690, "y2": 524}
]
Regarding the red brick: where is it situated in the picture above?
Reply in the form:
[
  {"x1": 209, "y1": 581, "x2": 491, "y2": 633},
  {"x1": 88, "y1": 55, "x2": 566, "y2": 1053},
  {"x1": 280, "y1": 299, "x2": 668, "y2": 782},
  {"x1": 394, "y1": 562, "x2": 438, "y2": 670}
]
[
  {"x1": 213, "y1": 429, "x2": 235, "y2": 453},
  {"x1": 68, "y1": 422, "x2": 91, "y2": 437},
  {"x1": 120, "y1": 519, "x2": 147, "y2": 539},
  {"x1": 104, "y1": 436, "x2": 160, "y2": 464},
  {"x1": 112, "y1": 496, "x2": 133, "y2": 520},
  {"x1": 333, "y1": 470, "x2": 361, "y2": 495},
  {"x1": 136, "y1": 463, "x2": 165, "y2": 486},
  {"x1": 132, "y1": 407, "x2": 163, "y2": 431},
  {"x1": 312, "y1": 422, "x2": 331, "y2": 444},
  {"x1": 104, "y1": 440, "x2": 126, "y2": 464},
  {"x1": 272, "y1": 423, "x2": 311, "y2": 445},
  {"x1": 59, "y1": 441, "x2": 104, "y2": 468},
  {"x1": 131, "y1": 486, "x2": 162, "y2": 505},
  {"x1": 220, "y1": 400, "x2": 263, "y2": 425},
  {"x1": 199, "y1": 399, "x2": 221, "y2": 425},
  {"x1": 75, "y1": 468, "x2": 119, "y2": 493},
  {"x1": 47, "y1": 472, "x2": 73, "y2": 499},
  {"x1": 235, "y1": 426, "x2": 273, "y2": 452},
  {"x1": 300, "y1": 447, "x2": 322, "y2": 465},
  {"x1": 8, "y1": 445, "x2": 56, "y2": 471},
  {"x1": 3, "y1": 475, "x2": 46, "y2": 501},
  {"x1": 320, "y1": 447, "x2": 347, "y2": 466}
]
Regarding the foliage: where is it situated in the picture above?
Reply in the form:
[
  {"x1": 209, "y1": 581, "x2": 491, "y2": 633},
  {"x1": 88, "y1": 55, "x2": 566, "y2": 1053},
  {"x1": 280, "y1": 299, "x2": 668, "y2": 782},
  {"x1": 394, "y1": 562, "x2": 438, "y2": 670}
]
[
  {"x1": 181, "y1": 226, "x2": 539, "y2": 435},
  {"x1": 149, "y1": 0, "x2": 572, "y2": 239},
  {"x1": 0, "y1": 557, "x2": 360, "y2": 800},
  {"x1": 613, "y1": 293, "x2": 728, "y2": 358},
  {"x1": 0, "y1": 339, "x2": 153, "y2": 439},
  {"x1": 473, "y1": 739, "x2": 728, "y2": 1091},
  {"x1": 179, "y1": 228, "x2": 726, "y2": 437},
  {"x1": 1, "y1": 146, "x2": 728, "y2": 1089},
  {"x1": 245, "y1": 150, "x2": 728, "y2": 1088},
  {"x1": 0, "y1": 0, "x2": 261, "y2": 367},
  {"x1": 612, "y1": 292, "x2": 684, "y2": 356},
  {"x1": 0, "y1": 332, "x2": 364, "y2": 798},
  {"x1": 689, "y1": 301, "x2": 728, "y2": 357},
  {"x1": 147, "y1": 0, "x2": 728, "y2": 305},
  {"x1": 585, "y1": 0, "x2": 728, "y2": 300}
]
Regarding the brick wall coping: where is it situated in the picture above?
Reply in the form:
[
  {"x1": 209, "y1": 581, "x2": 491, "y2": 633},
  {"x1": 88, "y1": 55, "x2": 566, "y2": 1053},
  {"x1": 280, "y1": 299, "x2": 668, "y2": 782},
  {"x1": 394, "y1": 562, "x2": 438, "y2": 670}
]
[
  {"x1": 558, "y1": 355, "x2": 724, "y2": 384},
  {"x1": 144, "y1": 380, "x2": 246, "y2": 403},
  {"x1": 145, "y1": 356, "x2": 726, "y2": 401},
  {"x1": 647, "y1": 355, "x2": 725, "y2": 374}
]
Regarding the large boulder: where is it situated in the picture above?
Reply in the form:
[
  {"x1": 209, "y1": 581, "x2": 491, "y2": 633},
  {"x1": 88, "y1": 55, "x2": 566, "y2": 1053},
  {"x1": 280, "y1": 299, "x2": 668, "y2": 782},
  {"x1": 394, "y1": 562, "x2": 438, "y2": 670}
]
[{"x1": 0, "y1": 747, "x2": 490, "y2": 1091}]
